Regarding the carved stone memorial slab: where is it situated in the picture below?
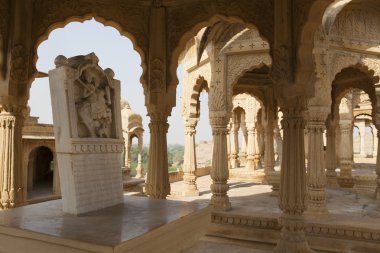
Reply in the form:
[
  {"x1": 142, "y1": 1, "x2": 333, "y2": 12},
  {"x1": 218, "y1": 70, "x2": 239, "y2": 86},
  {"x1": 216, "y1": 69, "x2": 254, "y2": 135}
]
[{"x1": 49, "y1": 53, "x2": 124, "y2": 215}]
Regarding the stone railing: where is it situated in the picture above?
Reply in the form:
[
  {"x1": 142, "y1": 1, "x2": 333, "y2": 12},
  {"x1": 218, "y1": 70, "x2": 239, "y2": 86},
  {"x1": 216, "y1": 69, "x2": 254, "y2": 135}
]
[{"x1": 168, "y1": 166, "x2": 211, "y2": 183}]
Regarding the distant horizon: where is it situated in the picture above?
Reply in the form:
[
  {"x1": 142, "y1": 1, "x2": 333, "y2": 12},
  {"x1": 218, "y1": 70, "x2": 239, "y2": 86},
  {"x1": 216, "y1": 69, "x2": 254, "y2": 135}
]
[{"x1": 28, "y1": 19, "x2": 213, "y2": 145}]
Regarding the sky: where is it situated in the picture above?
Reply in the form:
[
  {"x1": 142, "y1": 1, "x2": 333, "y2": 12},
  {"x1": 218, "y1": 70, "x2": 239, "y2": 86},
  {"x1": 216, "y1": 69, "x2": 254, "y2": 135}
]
[{"x1": 29, "y1": 19, "x2": 212, "y2": 145}]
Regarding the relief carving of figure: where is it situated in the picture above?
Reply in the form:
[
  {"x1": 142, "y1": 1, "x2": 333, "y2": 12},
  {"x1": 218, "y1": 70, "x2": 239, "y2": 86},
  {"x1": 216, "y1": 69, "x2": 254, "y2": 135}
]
[{"x1": 75, "y1": 66, "x2": 113, "y2": 138}]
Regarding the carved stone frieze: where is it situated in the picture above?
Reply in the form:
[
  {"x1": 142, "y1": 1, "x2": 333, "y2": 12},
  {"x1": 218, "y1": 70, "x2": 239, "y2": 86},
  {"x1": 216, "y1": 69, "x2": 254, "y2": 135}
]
[
  {"x1": 9, "y1": 45, "x2": 29, "y2": 87},
  {"x1": 167, "y1": 0, "x2": 274, "y2": 66},
  {"x1": 0, "y1": 0, "x2": 9, "y2": 79},
  {"x1": 150, "y1": 58, "x2": 165, "y2": 92},
  {"x1": 331, "y1": 8, "x2": 380, "y2": 43}
]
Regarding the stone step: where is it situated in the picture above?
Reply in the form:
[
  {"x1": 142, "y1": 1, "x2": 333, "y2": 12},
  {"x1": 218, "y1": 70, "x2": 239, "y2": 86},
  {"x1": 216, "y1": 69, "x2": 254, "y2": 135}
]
[{"x1": 206, "y1": 211, "x2": 380, "y2": 253}]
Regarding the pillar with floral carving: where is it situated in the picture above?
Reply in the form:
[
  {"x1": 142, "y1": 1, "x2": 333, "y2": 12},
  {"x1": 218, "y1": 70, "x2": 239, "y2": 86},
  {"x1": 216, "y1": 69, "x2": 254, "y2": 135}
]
[
  {"x1": 0, "y1": 104, "x2": 26, "y2": 209},
  {"x1": 306, "y1": 106, "x2": 328, "y2": 214},
  {"x1": 145, "y1": 113, "x2": 171, "y2": 199},
  {"x1": 135, "y1": 135, "x2": 144, "y2": 178},
  {"x1": 229, "y1": 118, "x2": 240, "y2": 169},
  {"x1": 274, "y1": 99, "x2": 313, "y2": 253},
  {"x1": 246, "y1": 124, "x2": 256, "y2": 170},
  {"x1": 325, "y1": 117, "x2": 338, "y2": 186},
  {"x1": 374, "y1": 125, "x2": 380, "y2": 200},
  {"x1": 264, "y1": 116, "x2": 275, "y2": 174},
  {"x1": 210, "y1": 115, "x2": 231, "y2": 210},
  {"x1": 239, "y1": 120, "x2": 248, "y2": 166},
  {"x1": 182, "y1": 120, "x2": 199, "y2": 196},
  {"x1": 337, "y1": 120, "x2": 355, "y2": 188}
]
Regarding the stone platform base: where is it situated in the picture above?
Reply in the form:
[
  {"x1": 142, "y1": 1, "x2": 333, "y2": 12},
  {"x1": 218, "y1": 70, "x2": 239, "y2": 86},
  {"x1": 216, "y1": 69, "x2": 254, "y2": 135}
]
[
  {"x1": 0, "y1": 196, "x2": 210, "y2": 253},
  {"x1": 207, "y1": 210, "x2": 380, "y2": 253},
  {"x1": 228, "y1": 168, "x2": 265, "y2": 183},
  {"x1": 123, "y1": 178, "x2": 145, "y2": 193}
]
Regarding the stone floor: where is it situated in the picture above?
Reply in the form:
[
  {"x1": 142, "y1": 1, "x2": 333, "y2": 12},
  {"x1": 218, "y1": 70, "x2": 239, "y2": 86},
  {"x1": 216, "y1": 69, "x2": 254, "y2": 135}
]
[
  {"x1": 0, "y1": 195, "x2": 208, "y2": 253},
  {"x1": 169, "y1": 173, "x2": 379, "y2": 219}
]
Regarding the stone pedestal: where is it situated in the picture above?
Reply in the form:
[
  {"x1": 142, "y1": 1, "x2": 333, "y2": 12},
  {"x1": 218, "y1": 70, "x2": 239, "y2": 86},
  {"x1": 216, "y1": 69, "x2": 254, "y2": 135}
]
[{"x1": 49, "y1": 53, "x2": 124, "y2": 215}]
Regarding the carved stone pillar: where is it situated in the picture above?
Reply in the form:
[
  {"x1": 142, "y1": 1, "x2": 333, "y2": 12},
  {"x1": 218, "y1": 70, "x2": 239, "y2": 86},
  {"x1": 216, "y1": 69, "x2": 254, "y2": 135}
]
[
  {"x1": 227, "y1": 122, "x2": 232, "y2": 170},
  {"x1": 306, "y1": 106, "x2": 328, "y2": 214},
  {"x1": 182, "y1": 121, "x2": 199, "y2": 196},
  {"x1": 325, "y1": 119, "x2": 338, "y2": 186},
  {"x1": 357, "y1": 120, "x2": 366, "y2": 157},
  {"x1": 229, "y1": 121, "x2": 239, "y2": 168},
  {"x1": 123, "y1": 137, "x2": 131, "y2": 180},
  {"x1": 274, "y1": 101, "x2": 313, "y2": 253},
  {"x1": 264, "y1": 119, "x2": 275, "y2": 174},
  {"x1": 274, "y1": 124, "x2": 283, "y2": 167},
  {"x1": 375, "y1": 127, "x2": 380, "y2": 200},
  {"x1": 246, "y1": 124, "x2": 256, "y2": 170},
  {"x1": 254, "y1": 125, "x2": 261, "y2": 169},
  {"x1": 304, "y1": 129, "x2": 309, "y2": 168},
  {"x1": 145, "y1": 113, "x2": 170, "y2": 199},
  {"x1": 337, "y1": 121, "x2": 355, "y2": 188},
  {"x1": 373, "y1": 126, "x2": 378, "y2": 157},
  {"x1": 239, "y1": 121, "x2": 248, "y2": 166},
  {"x1": 210, "y1": 115, "x2": 231, "y2": 211},
  {"x1": 135, "y1": 136, "x2": 144, "y2": 178},
  {"x1": 0, "y1": 104, "x2": 25, "y2": 209}
]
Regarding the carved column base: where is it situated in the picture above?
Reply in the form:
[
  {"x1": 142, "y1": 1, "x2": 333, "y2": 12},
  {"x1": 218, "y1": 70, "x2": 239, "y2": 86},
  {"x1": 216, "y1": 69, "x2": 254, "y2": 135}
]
[
  {"x1": 254, "y1": 154, "x2": 261, "y2": 169},
  {"x1": 246, "y1": 157, "x2": 255, "y2": 170},
  {"x1": 266, "y1": 171, "x2": 280, "y2": 196},
  {"x1": 210, "y1": 181, "x2": 231, "y2": 210},
  {"x1": 182, "y1": 173, "x2": 199, "y2": 197},
  {"x1": 338, "y1": 161, "x2": 355, "y2": 188},
  {"x1": 239, "y1": 154, "x2": 247, "y2": 166},
  {"x1": 135, "y1": 165, "x2": 143, "y2": 179},
  {"x1": 375, "y1": 177, "x2": 380, "y2": 200},
  {"x1": 274, "y1": 214, "x2": 314, "y2": 253},
  {"x1": 230, "y1": 156, "x2": 239, "y2": 168},
  {"x1": 306, "y1": 186, "x2": 328, "y2": 215},
  {"x1": 123, "y1": 167, "x2": 131, "y2": 181},
  {"x1": 326, "y1": 169, "x2": 338, "y2": 187}
]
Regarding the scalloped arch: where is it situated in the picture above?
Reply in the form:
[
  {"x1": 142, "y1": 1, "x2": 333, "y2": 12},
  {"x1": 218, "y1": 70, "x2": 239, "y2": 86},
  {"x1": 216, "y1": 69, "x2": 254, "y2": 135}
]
[
  {"x1": 168, "y1": 14, "x2": 271, "y2": 104},
  {"x1": 32, "y1": 14, "x2": 147, "y2": 90}
]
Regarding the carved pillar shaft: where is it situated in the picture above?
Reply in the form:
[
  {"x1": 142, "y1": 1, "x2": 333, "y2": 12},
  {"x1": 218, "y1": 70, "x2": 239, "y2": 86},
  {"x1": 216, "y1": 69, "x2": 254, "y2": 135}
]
[
  {"x1": 135, "y1": 136, "x2": 143, "y2": 178},
  {"x1": 0, "y1": 106, "x2": 25, "y2": 209},
  {"x1": 275, "y1": 102, "x2": 312, "y2": 253},
  {"x1": 306, "y1": 108, "x2": 328, "y2": 214},
  {"x1": 246, "y1": 125, "x2": 256, "y2": 170},
  {"x1": 375, "y1": 129, "x2": 380, "y2": 200},
  {"x1": 145, "y1": 114, "x2": 170, "y2": 199},
  {"x1": 254, "y1": 126, "x2": 261, "y2": 169},
  {"x1": 373, "y1": 126, "x2": 378, "y2": 156},
  {"x1": 229, "y1": 123, "x2": 239, "y2": 168},
  {"x1": 264, "y1": 121, "x2": 275, "y2": 174},
  {"x1": 210, "y1": 116, "x2": 231, "y2": 211},
  {"x1": 240, "y1": 121, "x2": 248, "y2": 166},
  {"x1": 358, "y1": 120, "x2": 366, "y2": 157},
  {"x1": 182, "y1": 123, "x2": 199, "y2": 196},
  {"x1": 337, "y1": 122, "x2": 355, "y2": 188},
  {"x1": 326, "y1": 119, "x2": 337, "y2": 186}
]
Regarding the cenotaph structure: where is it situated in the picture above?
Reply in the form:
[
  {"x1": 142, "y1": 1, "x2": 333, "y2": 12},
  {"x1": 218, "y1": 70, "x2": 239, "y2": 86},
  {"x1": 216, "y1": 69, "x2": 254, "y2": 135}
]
[{"x1": 49, "y1": 53, "x2": 124, "y2": 215}]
